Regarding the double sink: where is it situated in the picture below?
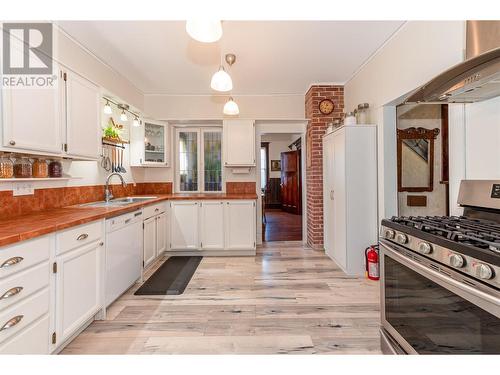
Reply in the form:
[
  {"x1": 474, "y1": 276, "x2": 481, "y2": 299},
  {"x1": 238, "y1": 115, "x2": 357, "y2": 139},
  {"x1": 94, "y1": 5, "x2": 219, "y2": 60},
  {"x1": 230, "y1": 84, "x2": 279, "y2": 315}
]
[{"x1": 80, "y1": 196, "x2": 158, "y2": 208}]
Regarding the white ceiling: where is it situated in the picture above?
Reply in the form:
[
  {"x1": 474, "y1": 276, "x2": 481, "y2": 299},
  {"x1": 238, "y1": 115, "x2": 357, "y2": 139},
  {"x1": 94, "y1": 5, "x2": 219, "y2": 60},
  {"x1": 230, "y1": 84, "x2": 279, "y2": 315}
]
[{"x1": 57, "y1": 21, "x2": 404, "y2": 95}]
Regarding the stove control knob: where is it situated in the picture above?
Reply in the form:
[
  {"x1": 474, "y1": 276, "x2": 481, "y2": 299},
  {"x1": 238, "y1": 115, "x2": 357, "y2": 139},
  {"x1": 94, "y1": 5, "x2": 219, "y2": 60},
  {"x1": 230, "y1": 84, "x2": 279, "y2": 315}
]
[
  {"x1": 418, "y1": 242, "x2": 433, "y2": 255},
  {"x1": 395, "y1": 233, "x2": 408, "y2": 245},
  {"x1": 475, "y1": 263, "x2": 494, "y2": 280},
  {"x1": 449, "y1": 253, "x2": 465, "y2": 268},
  {"x1": 384, "y1": 229, "x2": 395, "y2": 240}
]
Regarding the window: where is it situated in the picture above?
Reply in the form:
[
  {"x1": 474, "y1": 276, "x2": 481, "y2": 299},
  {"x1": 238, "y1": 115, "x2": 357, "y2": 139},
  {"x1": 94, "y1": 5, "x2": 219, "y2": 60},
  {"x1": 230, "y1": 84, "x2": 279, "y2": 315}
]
[{"x1": 176, "y1": 127, "x2": 222, "y2": 192}]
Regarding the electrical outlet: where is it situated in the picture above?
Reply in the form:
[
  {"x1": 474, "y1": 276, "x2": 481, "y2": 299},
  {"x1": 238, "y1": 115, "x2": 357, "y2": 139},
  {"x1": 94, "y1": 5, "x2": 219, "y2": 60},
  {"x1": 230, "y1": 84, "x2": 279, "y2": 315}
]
[{"x1": 12, "y1": 182, "x2": 34, "y2": 196}]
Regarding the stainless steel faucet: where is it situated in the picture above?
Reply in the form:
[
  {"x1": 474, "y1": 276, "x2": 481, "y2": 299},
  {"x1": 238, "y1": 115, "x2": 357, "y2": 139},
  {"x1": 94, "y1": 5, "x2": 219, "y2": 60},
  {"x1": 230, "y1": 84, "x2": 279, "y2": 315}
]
[{"x1": 104, "y1": 172, "x2": 127, "y2": 202}]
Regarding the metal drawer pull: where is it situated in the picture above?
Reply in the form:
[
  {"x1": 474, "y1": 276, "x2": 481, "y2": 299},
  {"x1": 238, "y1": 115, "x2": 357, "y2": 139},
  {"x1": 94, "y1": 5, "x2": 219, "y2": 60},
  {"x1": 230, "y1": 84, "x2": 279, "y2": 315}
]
[
  {"x1": 155, "y1": 208, "x2": 159, "y2": 212},
  {"x1": 76, "y1": 233, "x2": 89, "y2": 241},
  {"x1": 0, "y1": 315, "x2": 23, "y2": 332},
  {"x1": 134, "y1": 212, "x2": 142, "y2": 217},
  {"x1": 125, "y1": 218, "x2": 132, "y2": 224},
  {"x1": 1, "y1": 287, "x2": 23, "y2": 300},
  {"x1": 0, "y1": 257, "x2": 24, "y2": 269}
]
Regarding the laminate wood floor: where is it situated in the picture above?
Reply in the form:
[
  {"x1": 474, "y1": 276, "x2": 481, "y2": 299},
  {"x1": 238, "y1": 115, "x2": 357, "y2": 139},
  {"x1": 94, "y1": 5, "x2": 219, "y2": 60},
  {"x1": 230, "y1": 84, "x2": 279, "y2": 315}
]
[
  {"x1": 62, "y1": 242, "x2": 381, "y2": 354},
  {"x1": 263, "y1": 209, "x2": 302, "y2": 242}
]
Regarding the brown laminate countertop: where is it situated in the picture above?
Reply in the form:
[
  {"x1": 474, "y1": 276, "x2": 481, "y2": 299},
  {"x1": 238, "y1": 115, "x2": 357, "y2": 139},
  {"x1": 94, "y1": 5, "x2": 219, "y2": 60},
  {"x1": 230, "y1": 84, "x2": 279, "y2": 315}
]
[{"x1": 0, "y1": 193, "x2": 257, "y2": 248}]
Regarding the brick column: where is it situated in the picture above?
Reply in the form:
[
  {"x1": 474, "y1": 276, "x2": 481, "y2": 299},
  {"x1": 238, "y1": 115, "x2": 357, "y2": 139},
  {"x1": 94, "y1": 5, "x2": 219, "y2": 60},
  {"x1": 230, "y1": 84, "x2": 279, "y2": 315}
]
[{"x1": 305, "y1": 85, "x2": 344, "y2": 249}]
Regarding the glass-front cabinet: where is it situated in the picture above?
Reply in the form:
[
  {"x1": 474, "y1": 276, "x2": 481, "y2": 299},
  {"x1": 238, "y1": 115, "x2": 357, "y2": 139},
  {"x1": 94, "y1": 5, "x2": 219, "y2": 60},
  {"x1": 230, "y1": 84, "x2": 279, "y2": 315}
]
[{"x1": 130, "y1": 119, "x2": 169, "y2": 167}]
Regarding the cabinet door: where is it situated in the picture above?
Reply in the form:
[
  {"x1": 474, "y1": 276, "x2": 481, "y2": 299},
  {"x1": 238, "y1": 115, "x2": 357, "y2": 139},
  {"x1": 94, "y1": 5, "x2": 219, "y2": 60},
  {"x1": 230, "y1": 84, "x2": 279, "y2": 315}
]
[
  {"x1": 2, "y1": 69, "x2": 62, "y2": 153},
  {"x1": 143, "y1": 217, "x2": 157, "y2": 267},
  {"x1": 200, "y1": 201, "x2": 225, "y2": 250},
  {"x1": 65, "y1": 70, "x2": 100, "y2": 158},
  {"x1": 156, "y1": 213, "x2": 167, "y2": 256},
  {"x1": 323, "y1": 135, "x2": 335, "y2": 259},
  {"x1": 225, "y1": 201, "x2": 256, "y2": 250},
  {"x1": 332, "y1": 131, "x2": 347, "y2": 269},
  {"x1": 55, "y1": 242, "x2": 102, "y2": 345},
  {"x1": 223, "y1": 120, "x2": 255, "y2": 166},
  {"x1": 170, "y1": 201, "x2": 199, "y2": 250}
]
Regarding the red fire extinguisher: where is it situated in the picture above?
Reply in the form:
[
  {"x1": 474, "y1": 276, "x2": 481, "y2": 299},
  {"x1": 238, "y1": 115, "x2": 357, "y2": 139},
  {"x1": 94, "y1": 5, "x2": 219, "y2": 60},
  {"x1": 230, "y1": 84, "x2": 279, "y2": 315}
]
[{"x1": 365, "y1": 245, "x2": 380, "y2": 281}]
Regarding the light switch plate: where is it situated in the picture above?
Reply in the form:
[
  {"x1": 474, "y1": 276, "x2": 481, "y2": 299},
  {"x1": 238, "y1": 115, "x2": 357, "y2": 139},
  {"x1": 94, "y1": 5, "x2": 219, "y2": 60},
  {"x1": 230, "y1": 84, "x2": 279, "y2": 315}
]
[{"x1": 12, "y1": 182, "x2": 35, "y2": 196}]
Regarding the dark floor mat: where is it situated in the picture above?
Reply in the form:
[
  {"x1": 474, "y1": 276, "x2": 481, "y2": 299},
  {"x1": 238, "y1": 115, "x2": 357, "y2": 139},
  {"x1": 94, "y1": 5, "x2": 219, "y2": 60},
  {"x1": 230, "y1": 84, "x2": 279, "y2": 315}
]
[{"x1": 134, "y1": 256, "x2": 202, "y2": 295}]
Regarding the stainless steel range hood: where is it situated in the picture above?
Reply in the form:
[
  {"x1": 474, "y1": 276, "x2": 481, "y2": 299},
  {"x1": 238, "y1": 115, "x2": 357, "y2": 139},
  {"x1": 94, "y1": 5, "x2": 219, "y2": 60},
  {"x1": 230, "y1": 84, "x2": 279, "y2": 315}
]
[{"x1": 405, "y1": 21, "x2": 500, "y2": 104}]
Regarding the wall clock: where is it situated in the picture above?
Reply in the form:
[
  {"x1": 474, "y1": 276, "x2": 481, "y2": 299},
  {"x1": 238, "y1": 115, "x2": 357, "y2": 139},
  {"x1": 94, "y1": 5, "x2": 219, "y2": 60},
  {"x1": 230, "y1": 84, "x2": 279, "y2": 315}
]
[{"x1": 319, "y1": 99, "x2": 335, "y2": 115}]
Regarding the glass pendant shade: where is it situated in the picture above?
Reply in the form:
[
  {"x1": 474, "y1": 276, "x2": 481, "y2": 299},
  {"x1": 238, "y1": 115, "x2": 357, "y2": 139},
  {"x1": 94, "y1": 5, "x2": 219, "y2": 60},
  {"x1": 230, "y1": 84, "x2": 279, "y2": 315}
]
[
  {"x1": 120, "y1": 110, "x2": 128, "y2": 122},
  {"x1": 186, "y1": 20, "x2": 222, "y2": 43},
  {"x1": 103, "y1": 100, "x2": 112, "y2": 115},
  {"x1": 133, "y1": 117, "x2": 140, "y2": 127},
  {"x1": 223, "y1": 97, "x2": 239, "y2": 115},
  {"x1": 211, "y1": 67, "x2": 233, "y2": 92}
]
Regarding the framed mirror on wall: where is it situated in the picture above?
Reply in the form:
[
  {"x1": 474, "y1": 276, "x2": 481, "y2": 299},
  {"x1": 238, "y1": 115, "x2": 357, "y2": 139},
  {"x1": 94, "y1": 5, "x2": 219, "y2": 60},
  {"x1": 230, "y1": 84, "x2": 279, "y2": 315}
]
[{"x1": 397, "y1": 127, "x2": 440, "y2": 192}]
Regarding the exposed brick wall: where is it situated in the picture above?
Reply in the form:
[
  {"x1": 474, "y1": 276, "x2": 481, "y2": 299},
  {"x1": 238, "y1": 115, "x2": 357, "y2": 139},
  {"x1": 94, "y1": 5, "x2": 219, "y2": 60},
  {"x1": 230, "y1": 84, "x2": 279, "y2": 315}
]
[{"x1": 305, "y1": 85, "x2": 344, "y2": 249}]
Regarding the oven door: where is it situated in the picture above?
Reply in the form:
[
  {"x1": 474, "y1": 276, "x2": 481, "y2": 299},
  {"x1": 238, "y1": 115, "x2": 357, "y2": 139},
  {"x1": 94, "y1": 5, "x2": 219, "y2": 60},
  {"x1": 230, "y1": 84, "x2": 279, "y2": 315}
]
[{"x1": 380, "y1": 241, "x2": 500, "y2": 354}]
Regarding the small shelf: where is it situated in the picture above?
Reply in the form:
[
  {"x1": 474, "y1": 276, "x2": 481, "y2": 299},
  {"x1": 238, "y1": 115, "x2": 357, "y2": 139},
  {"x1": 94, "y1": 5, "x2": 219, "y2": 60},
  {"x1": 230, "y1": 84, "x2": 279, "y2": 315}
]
[
  {"x1": 0, "y1": 176, "x2": 79, "y2": 182},
  {"x1": 145, "y1": 150, "x2": 165, "y2": 154}
]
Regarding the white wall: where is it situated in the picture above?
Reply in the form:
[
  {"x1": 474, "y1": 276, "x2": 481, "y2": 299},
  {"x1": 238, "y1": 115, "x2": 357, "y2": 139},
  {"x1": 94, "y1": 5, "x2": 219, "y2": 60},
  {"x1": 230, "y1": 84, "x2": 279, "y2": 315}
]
[
  {"x1": 344, "y1": 21, "x2": 466, "y2": 221},
  {"x1": 144, "y1": 94, "x2": 305, "y2": 120},
  {"x1": 262, "y1": 133, "x2": 301, "y2": 178}
]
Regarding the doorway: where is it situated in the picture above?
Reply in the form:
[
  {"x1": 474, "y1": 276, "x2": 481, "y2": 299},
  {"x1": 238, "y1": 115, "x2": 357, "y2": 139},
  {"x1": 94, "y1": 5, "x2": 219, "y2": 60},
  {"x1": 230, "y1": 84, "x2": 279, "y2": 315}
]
[
  {"x1": 396, "y1": 103, "x2": 449, "y2": 216},
  {"x1": 260, "y1": 133, "x2": 303, "y2": 242}
]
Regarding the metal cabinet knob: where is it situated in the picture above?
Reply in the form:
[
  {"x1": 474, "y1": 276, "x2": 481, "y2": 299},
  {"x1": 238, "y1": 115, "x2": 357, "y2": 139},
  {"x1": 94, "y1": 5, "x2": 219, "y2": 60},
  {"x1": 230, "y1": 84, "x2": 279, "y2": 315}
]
[
  {"x1": 0, "y1": 315, "x2": 23, "y2": 332},
  {"x1": 9, "y1": 140, "x2": 15, "y2": 146}
]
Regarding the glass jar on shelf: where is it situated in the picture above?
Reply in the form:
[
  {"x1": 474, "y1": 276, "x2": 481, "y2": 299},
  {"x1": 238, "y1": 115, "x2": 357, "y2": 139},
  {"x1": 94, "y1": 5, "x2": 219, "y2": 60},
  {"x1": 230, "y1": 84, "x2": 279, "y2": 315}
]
[
  {"x1": 356, "y1": 103, "x2": 370, "y2": 124},
  {"x1": 33, "y1": 158, "x2": 49, "y2": 178},
  {"x1": 48, "y1": 159, "x2": 63, "y2": 178},
  {"x1": 13, "y1": 156, "x2": 32, "y2": 178},
  {"x1": 0, "y1": 153, "x2": 14, "y2": 179}
]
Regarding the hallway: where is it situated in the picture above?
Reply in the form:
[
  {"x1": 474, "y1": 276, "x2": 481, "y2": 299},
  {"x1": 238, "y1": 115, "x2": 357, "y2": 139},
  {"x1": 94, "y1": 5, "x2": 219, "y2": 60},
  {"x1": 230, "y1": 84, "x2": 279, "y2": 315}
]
[{"x1": 263, "y1": 209, "x2": 302, "y2": 242}]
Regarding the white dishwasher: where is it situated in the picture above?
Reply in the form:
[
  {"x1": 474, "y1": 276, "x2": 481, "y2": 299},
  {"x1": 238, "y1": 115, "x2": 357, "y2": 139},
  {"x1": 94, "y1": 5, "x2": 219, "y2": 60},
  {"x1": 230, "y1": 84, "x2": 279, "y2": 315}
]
[{"x1": 105, "y1": 209, "x2": 143, "y2": 307}]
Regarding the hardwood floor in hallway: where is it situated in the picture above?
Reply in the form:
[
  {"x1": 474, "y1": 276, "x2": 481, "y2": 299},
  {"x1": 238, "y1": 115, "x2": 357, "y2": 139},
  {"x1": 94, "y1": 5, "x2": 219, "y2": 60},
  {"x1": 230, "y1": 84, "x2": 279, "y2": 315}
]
[
  {"x1": 62, "y1": 242, "x2": 381, "y2": 354},
  {"x1": 263, "y1": 209, "x2": 302, "y2": 241}
]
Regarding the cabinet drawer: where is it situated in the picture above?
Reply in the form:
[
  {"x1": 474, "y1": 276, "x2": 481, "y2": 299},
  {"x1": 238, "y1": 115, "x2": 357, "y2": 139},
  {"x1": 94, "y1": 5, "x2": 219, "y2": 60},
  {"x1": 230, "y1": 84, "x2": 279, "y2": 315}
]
[
  {"x1": 0, "y1": 236, "x2": 50, "y2": 279},
  {"x1": 0, "y1": 262, "x2": 50, "y2": 311},
  {"x1": 0, "y1": 315, "x2": 49, "y2": 354},
  {"x1": 143, "y1": 202, "x2": 166, "y2": 219},
  {"x1": 0, "y1": 287, "x2": 49, "y2": 344},
  {"x1": 56, "y1": 220, "x2": 103, "y2": 255}
]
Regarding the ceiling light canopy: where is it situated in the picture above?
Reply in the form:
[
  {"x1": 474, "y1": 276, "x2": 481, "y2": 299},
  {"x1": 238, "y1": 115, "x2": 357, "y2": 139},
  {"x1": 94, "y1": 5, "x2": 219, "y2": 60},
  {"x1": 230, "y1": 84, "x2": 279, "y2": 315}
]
[
  {"x1": 223, "y1": 97, "x2": 239, "y2": 116},
  {"x1": 186, "y1": 20, "x2": 222, "y2": 43},
  {"x1": 211, "y1": 66, "x2": 233, "y2": 92}
]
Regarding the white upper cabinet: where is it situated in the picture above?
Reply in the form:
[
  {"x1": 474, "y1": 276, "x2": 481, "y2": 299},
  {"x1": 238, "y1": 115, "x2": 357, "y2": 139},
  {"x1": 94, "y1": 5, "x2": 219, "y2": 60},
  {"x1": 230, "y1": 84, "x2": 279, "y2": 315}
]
[
  {"x1": 1, "y1": 66, "x2": 62, "y2": 154},
  {"x1": 223, "y1": 120, "x2": 255, "y2": 166},
  {"x1": 130, "y1": 119, "x2": 169, "y2": 167},
  {"x1": 64, "y1": 70, "x2": 100, "y2": 159}
]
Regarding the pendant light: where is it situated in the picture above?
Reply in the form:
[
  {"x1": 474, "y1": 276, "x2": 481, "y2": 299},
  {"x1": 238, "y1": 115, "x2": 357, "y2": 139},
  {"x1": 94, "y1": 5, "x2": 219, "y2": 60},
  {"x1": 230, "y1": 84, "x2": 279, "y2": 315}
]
[
  {"x1": 223, "y1": 97, "x2": 239, "y2": 115},
  {"x1": 186, "y1": 20, "x2": 222, "y2": 43},
  {"x1": 103, "y1": 99, "x2": 112, "y2": 115},
  {"x1": 118, "y1": 104, "x2": 129, "y2": 122},
  {"x1": 211, "y1": 53, "x2": 236, "y2": 92},
  {"x1": 211, "y1": 66, "x2": 232, "y2": 92},
  {"x1": 120, "y1": 110, "x2": 128, "y2": 122}
]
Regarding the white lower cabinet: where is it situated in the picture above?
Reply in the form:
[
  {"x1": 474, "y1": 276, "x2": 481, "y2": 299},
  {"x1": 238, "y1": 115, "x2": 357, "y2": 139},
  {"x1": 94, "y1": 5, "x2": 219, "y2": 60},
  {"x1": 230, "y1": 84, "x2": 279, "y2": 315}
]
[
  {"x1": 170, "y1": 201, "x2": 199, "y2": 250},
  {"x1": 54, "y1": 240, "x2": 102, "y2": 347},
  {"x1": 225, "y1": 201, "x2": 256, "y2": 250},
  {"x1": 143, "y1": 216, "x2": 157, "y2": 267},
  {"x1": 156, "y1": 213, "x2": 167, "y2": 256},
  {"x1": 200, "y1": 201, "x2": 225, "y2": 250},
  {"x1": 170, "y1": 200, "x2": 256, "y2": 252}
]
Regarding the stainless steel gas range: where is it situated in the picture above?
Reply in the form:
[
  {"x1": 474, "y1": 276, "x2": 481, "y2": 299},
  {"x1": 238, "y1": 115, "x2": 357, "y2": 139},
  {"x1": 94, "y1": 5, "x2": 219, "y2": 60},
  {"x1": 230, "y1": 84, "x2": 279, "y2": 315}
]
[{"x1": 379, "y1": 180, "x2": 500, "y2": 354}]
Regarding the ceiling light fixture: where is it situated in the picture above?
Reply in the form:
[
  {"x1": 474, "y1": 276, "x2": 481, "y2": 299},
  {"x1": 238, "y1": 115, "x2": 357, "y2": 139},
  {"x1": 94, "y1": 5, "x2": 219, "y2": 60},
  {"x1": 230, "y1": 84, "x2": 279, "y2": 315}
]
[
  {"x1": 133, "y1": 116, "x2": 140, "y2": 127},
  {"x1": 118, "y1": 104, "x2": 129, "y2": 122},
  {"x1": 186, "y1": 20, "x2": 223, "y2": 43},
  {"x1": 223, "y1": 97, "x2": 239, "y2": 116},
  {"x1": 103, "y1": 99, "x2": 112, "y2": 115},
  {"x1": 211, "y1": 53, "x2": 236, "y2": 92}
]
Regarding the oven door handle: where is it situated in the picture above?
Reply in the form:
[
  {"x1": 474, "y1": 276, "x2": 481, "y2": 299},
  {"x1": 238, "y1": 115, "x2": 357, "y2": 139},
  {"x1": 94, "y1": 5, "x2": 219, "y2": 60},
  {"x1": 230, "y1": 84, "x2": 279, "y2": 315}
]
[{"x1": 380, "y1": 241, "x2": 500, "y2": 315}]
